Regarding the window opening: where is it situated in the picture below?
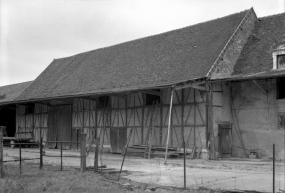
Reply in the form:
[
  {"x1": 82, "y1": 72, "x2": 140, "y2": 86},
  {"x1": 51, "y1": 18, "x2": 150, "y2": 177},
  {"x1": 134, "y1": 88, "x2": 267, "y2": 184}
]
[
  {"x1": 278, "y1": 113, "x2": 285, "y2": 129},
  {"x1": 145, "y1": 89, "x2": 161, "y2": 105},
  {"x1": 277, "y1": 77, "x2": 285, "y2": 99},
  {"x1": 25, "y1": 105, "x2": 34, "y2": 114},
  {"x1": 98, "y1": 96, "x2": 110, "y2": 108},
  {"x1": 277, "y1": 54, "x2": 285, "y2": 69}
]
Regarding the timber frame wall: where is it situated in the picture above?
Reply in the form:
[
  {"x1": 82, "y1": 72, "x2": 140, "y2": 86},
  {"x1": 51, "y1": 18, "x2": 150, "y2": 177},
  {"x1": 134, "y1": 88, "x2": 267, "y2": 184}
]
[{"x1": 16, "y1": 86, "x2": 209, "y2": 155}]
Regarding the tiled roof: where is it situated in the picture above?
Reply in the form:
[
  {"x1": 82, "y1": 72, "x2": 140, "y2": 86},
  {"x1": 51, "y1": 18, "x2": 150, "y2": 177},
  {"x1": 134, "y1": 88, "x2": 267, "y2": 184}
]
[
  {"x1": 0, "y1": 81, "x2": 32, "y2": 105},
  {"x1": 17, "y1": 10, "x2": 249, "y2": 101},
  {"x1": 233, "y1": 12, "x2": 285, "y2": 75}
]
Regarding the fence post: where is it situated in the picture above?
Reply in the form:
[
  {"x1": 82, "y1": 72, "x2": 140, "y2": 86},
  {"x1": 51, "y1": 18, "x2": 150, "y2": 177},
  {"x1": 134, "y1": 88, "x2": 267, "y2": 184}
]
[
  {"x1": 19, "y1": 143, "x2": 22, "y2": 175},
  {"x1": 0, "y1": 133, "x2": 4, "y2": 178},
  {"x1": 40, "y1": 137, "x2": 43, "y2": 169},
  {"x1": 273, "y1": 144, "x2": 275, "y2": 193},
  {"x1": 94, "y1": 137, "x2": 99, "y2": 173},
  {"x1": 183, "y1": 141, "x2": 186, "y2": 189},
  {"x1": 80, "y1": 133, "x2": 87, "y2": 172},
  {"x1": 60, "y1": 142, "x2": 63, "y2": 171}
]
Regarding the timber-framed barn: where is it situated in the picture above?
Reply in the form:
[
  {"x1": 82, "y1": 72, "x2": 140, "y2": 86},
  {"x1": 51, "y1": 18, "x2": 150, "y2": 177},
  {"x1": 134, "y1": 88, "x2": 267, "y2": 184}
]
[{"x1": 0, "y1": 8, "x2": 284, "y2": 160}]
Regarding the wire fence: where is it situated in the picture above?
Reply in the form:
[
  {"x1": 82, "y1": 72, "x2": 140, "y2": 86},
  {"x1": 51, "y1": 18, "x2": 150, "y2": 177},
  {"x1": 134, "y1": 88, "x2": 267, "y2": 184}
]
[
  {"x1": 98, "y1": 142, "x2": 285, "y2": 193},
  {"x1": 42, "y1": 141, "x2": 81, "y2": 171},
  {"x1": 1, "y1": 133, "x2": 284, "y2": 193},
  {"x1": 2, "y1": 143, "x2": 40, "y2": 176}
]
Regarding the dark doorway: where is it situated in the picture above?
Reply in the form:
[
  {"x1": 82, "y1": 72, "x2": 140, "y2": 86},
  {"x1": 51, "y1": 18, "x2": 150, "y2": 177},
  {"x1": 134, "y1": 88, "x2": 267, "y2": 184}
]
[
  {"x1": 218, "y1": 123, "x2": 232, "y2": 158},
  {"x1": 110, "y1": 127, "x2": 127, "y2": 153},
  {"x1": 0, "y1": 106, "x2": 16, "y2": 137},
  {"x1": 277, "y1": 77, "x2": 285, "y2": 99}
]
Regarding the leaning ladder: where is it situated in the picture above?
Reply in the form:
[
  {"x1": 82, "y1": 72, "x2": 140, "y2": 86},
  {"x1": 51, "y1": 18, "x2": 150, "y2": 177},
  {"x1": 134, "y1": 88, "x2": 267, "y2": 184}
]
[{"x1": 144, "y1": 102, "x2": 159, "y2": 159}]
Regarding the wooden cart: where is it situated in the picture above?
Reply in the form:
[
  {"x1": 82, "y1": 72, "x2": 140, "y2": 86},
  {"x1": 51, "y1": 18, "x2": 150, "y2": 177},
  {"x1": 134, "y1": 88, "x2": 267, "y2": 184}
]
[{"x1": 0, "y1": 126, "x2": 38, "y2": 148}]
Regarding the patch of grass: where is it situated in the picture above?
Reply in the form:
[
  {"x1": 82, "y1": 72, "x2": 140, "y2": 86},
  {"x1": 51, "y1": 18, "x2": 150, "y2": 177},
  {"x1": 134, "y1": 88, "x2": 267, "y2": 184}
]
[{"x1": 0, "y1": 164, "x2": 219, "y2": 193}]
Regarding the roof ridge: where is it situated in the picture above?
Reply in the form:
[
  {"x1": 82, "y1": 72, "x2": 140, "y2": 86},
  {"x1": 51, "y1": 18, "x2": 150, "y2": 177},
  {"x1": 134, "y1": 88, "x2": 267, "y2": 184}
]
[
  {"x1": 258, "y1": 11, "x2": 285, "y2": 20},
  {"x1": 0, "y1": 80, "x2": 33, "y2": 88},
  {"x1": 206, "y1": 8, "x2": 255, "y2": 78},
  {"x1": 55, "y1": 9, "x2": 251, "y2": 61}
]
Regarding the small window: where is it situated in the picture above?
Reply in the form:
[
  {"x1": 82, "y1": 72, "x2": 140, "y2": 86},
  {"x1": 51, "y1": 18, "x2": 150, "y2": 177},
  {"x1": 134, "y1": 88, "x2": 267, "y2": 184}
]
[
  {"x1": 25, "y1": 106, "x2": 34, "y2": 114},
  {"x1": 145, "y1": 89, "x2": 161, "y2": 105},
  {"x1": 277, "y1": 54, "x2": 285, "y2": 69},
  {"x1": 278, "y1": 113, "x2": 285, "y2": 129},
  {"x1": 277, "y1": 77, "x2": 285, "y2": 99},
  {"x1": 98, "y1": 96, "x2": 110, "y2": 108}
]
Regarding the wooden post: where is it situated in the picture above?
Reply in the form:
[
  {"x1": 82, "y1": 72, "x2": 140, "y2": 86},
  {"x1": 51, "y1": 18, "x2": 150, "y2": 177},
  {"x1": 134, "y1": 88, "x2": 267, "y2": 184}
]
[
  {"x1": 273, "y1": 144, "x2": 275, "y2": 193},
  {"x1": 118, "y1": 128, "x2": 133, "y2": 181},
  {"x1": 60, "y1": 142, "x2": 63, "y2": 171},
  {"x1": 206, "y1": 84, "x2": 209, "y2": 149},
  {"x1": 80, "y1": 133, "x2": 87, "y2": 172},
  {"x1": 194, "y1": 89, "x2": 196, "y2": 148},
  {"x1": 70, "y1": 103, "x2": 73, "y2": 150},
  {"x1": 160, "y1": 93, "x2": 163, "y2": 146},
  {"x1": 19, "y1": 143, "x2": 22, "y2": 174},
  {"x1": 181, "y1": 89, "x2": 185, "y2": 148},
  {"x1": 207, "y1": 82, "x2": 215, "y2": 159},
  {"x1": 0, "y1": 132, "x2": 4, "y2": 178},
  {"x1": 40, "y1": 137, "x2": 43, "y2": 169},
  {"x1": 183, "y1": 141, "x2": 186, "y2": 189},
  {"x1": 141, "y1": 95, "x2": 144, "y2": 144},
  {"x1": 94, "y1": 137, "x2": 99, "y2": 172},
  {"x1": 164, "y1": 86, "x2": 174, "y2": 165}
]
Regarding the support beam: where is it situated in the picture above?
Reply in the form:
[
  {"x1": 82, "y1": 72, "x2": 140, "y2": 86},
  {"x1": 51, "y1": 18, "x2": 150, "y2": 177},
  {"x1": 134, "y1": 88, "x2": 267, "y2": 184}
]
[
  {"x1": 192, "y1": 85, "x2": 207, "y2": 91},
  {"x1": 164, "y1": 86, "x2": 174, "y2": 165},
  {"x1": 175, "y1": 81, "x2": 206, "y2": 90},
  {"x1": 252, "y1": 80, "x2": 267, "y2": 95}
]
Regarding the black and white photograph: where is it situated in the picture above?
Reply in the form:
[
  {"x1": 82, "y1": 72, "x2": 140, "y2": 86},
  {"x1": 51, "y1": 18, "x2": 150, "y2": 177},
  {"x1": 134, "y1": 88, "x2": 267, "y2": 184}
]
[{"x1": 0, "y1": 0, "x2": 285, "y2": 192}]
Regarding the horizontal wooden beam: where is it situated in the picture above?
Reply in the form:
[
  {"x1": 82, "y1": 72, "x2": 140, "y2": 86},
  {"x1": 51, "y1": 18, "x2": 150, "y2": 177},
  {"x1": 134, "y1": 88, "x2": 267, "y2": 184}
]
[
  {"x1": 108, "y1": 94, "x2": 127, "y2": 100},
  {"x1": 175, "y1": 81, "x2": 205, "y2": 90},
  {"x1": 79, "y1": 97, "x2": 98, "y2": 102},
  {"x1": 192, "y1": 85, "x2": 207, "y2": 91}
]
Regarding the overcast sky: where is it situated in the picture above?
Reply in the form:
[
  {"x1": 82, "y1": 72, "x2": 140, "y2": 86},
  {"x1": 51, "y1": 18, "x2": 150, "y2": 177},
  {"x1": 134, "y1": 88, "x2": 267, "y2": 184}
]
[{"x1": 0, "y1": 0, "x2": 284, "y2": 86}]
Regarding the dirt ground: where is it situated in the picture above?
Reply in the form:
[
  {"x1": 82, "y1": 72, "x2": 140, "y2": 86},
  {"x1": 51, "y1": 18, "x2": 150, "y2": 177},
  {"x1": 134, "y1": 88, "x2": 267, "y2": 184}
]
[{"x1": 3, "y1": 147, "x2": 285, "y2": 192}]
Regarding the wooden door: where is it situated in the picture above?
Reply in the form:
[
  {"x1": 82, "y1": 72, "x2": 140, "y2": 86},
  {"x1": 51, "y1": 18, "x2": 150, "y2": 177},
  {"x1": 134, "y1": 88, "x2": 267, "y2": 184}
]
[
  {"x1": 47, "y1": 107, "x2": 57, "y2": 148},
  {"x1": 218, "y1": 123, "x2": 232, "y2": 158},
  {"x1": 57, "y1": 105, "x2": 72, "y2": 149},
  {"x1": 110, "y1": 127, "x2": 127, "y2": 153}
]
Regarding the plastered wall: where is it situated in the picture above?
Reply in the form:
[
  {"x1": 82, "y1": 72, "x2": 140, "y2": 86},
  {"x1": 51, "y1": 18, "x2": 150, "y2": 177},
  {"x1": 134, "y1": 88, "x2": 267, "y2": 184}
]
[{"x1": 214, "y1": 79, "x2": 285, "y2": 159}]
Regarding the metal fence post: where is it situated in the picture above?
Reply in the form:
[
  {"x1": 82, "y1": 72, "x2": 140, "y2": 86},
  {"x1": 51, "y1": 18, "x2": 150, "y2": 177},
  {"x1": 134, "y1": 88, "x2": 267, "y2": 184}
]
[
  {"x1": 80, "y1": 133, "x2": 87, "y2": 172},
  {"x1": 60, "y1": 142, "x2": 63, "y2": 171},
  {"x1": 40, "y1": 137, "x2": 43, "y2": 169},
  {"x1": 273, "y1": 144, "x2": 275, "y2": 193},
  {"x1": 94, "y1": 137, "x2": 99, "y2": 173},
  {"x1": 19, "y1": 143, "x2": 22, "y2": 175},
  {"x1": 0, "y1": 133, "x2": 4, "y2": 178}
]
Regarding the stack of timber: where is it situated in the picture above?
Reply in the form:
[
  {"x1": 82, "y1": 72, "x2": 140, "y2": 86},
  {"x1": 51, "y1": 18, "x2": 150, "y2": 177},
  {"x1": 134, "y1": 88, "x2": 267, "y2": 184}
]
[{"x1": 126, "y1": 144, "x2": 187, "y2": 158}]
